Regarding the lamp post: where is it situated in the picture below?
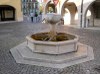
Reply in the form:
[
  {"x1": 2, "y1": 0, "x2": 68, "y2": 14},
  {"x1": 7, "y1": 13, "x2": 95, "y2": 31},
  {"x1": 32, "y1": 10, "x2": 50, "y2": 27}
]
[{"x1": 80, "y1": 0, "x2": 83, "y2": 28}]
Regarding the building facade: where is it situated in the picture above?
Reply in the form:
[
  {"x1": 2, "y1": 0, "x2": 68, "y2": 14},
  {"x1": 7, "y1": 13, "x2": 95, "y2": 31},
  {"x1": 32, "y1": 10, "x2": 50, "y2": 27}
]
[
  {"x1": 43, "y1": 0, "x2": 100, "y2": 28},
  {"x1": 22, "y1": 0, "x2": 39, "y2": 15},
  {"x1": 0, "y1": 0, "x2": 23, "y2": 22}
]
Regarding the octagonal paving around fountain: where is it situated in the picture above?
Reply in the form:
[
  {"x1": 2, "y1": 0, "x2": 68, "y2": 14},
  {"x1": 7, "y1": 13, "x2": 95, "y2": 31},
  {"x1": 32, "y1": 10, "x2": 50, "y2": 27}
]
[{"x1": 10, "y1": 42, "x2": 94, "y2": 68}]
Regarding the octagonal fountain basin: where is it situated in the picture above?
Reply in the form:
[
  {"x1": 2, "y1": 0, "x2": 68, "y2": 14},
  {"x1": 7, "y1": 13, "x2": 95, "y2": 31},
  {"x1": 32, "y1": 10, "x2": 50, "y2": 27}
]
[{"x1": 26, "y1": 32, "x2": 78, "y2": 54}]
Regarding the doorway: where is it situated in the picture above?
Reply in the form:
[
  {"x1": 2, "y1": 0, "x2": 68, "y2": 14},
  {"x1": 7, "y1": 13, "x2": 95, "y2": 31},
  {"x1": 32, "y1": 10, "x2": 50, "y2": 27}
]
[{"x1": 0, "y1": 5, "x2": 15, "y2": 22}]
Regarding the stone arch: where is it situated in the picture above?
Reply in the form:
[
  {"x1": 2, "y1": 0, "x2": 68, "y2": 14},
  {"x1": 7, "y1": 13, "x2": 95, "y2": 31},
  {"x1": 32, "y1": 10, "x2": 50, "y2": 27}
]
[
  {"x1": 44, "y1": 0, "x2": 57, "y2": 14},
  {"x1": 82, "y1": 0, "x2": 95, "y2": 28},
  {"x1": 84, "y1": 1, "x2": 100, "y2": 27},
  {"x1": 0, "y1": 5, "x2": 15, "y2": 21},
  {"x1": 61, "y1": 1, "x2": 78, "y2": 25},
  {"x1": 84, "y1": 2, "x2": 94, "y2": 27}
]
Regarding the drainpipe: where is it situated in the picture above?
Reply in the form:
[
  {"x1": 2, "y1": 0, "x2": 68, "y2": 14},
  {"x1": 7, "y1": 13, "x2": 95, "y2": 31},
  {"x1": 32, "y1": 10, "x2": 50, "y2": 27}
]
[{"x1": 80, "y1": 0, "x2": 83, "y2": 28}]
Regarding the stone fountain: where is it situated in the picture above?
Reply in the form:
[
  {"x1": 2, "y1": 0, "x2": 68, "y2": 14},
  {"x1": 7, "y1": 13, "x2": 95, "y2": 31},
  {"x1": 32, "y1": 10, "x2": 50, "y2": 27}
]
[
  {"x1": 10, "y1": 13, "x2": 94, "y2": 68},
  {"x1": 26, "y1": 13, "x2": 78, "y2": 54}
]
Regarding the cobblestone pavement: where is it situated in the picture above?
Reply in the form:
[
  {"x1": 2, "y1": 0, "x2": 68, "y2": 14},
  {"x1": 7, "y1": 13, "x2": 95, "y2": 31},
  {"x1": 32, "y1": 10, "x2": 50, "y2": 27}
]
[{"x1": 0, "y1": 19, "x2": 100, "y2": 74}]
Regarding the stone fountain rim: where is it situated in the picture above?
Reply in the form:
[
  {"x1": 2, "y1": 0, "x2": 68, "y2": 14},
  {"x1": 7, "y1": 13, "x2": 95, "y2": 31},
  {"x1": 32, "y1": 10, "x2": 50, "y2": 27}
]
[{"x1": 26, "y1": 33, "x2": 79, "y2": 45}]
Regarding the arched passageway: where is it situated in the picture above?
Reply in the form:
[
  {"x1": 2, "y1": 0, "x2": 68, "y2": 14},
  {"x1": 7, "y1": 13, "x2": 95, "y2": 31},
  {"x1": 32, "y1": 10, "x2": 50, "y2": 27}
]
[
  {"x1": 0, "y1": 5, "x2": 15, "y2": 21},
  {"x1": 45, "y1": 1, "x2": 57, "y2": 14},
  {"x1": 48, "y1": 4, "x2": 56, "y2": 13},
  {"x1": 84, "y1": 1, "x2": 100, "y2": 27},
  {"x1": 61, "y1": 1, "x2": 78, "y2": 25}
]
